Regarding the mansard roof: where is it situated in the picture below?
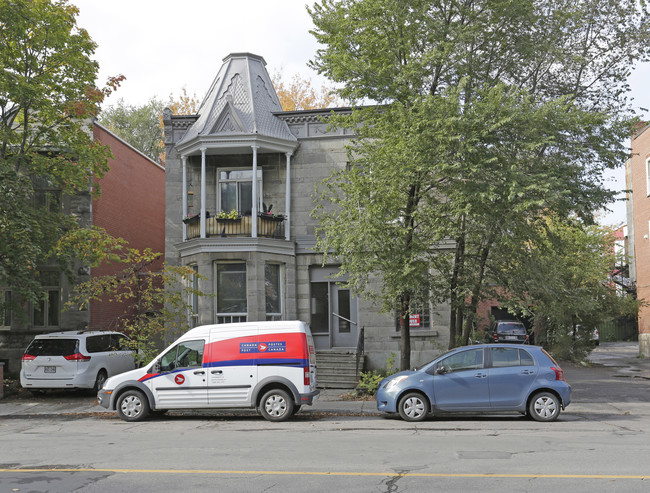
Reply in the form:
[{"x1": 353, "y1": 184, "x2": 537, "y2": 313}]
[{"x1": 176, "y1": 53, "x2": 297, "y2": 155}]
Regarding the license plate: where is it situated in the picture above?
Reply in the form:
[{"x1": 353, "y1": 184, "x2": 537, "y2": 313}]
[
  {"x1": 44, "y1": 366, "x2": 56, "y2": 373},
  {"x1": 505, "y1": 336, "x2": 516, "y2": 340}
]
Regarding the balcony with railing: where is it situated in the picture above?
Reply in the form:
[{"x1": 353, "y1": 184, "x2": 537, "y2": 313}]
[{"x1": 184, "y1": 213, "x2": 285, "y2": 240}]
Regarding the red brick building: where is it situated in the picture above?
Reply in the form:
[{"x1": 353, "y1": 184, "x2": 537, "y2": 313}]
[
  {"x1": 90, "y1": 123, "x2": 165, "y2": 331},
  {"x1": 0, "y1": 122, "x2": 165, "y2": 375},
  {"x1": 629, "y1": 123, "x2": 650, "y2": 356}
]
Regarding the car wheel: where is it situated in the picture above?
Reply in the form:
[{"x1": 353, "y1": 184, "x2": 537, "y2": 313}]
[
  {"x1": 529, "y1": 392, "x2": 561, "y2": 422},
  {"x1": 116, "y1": 389, "x2": 150, "y2": 422},
  {"x1": 260, "y1": 389, "x2": 294, "y2": 422},
  {"x1": 398, "y1": 392, "x2": 429, "y2": 422},
  {"x1": 93, "y1": 370, "x2": 108, "y2": 392}
]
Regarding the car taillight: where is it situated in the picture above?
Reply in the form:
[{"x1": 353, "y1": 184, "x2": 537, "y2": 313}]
[
  {"x1": 64, "y1": 353, "x2": 91, "y2": 361},
  {"x1": 21, "y1": 354, "x2": 36, "y2": 361},
  {"x1": 304, "y1": 367, "x2": 310, "y2": 386},
  {"x1": 551, "y1": 367, "x2": 565, "y2": 381},
  {"x1": 493, "y1": 333, "x2": 498, "y2": 342}
]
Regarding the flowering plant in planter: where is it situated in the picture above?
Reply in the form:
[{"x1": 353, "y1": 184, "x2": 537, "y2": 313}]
[
  {"x1": 183, "y1": 212, "x2": 200, "y2": 224},
  {"x1": 215, "y1": 209, "x2": 241, "y2": 220},
  {"x1": 258, "y1": 211, "x2": 285, "y2": 221}
]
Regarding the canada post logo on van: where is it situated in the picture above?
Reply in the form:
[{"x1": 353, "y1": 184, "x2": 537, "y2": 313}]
[{"x1": 240, "y1": 341, "x2": 287, "y2": 353}]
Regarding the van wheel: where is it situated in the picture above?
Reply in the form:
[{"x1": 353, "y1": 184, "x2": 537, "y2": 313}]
[
  {"x1": 116, "y1": 389, "x2": 150, "y2": 422},
  {"x1": 260, "y1": 389, "x2": 294, "y2": 422},
  {"x1": 93, "y1": 370, "x2": 108, "y2": 392}
]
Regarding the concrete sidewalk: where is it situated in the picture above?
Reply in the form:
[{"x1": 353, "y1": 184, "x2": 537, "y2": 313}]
[
  {"x1": 587, "y1": 341, "x2": 650, "y2": 379},
  {"x1": 0, "y1": 388, "x2": 377, "y2": 418}
]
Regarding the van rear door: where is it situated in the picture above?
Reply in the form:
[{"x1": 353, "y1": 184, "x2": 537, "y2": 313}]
[{"x1": 306, "y1": 332, "x2": 317, "y2": 391}]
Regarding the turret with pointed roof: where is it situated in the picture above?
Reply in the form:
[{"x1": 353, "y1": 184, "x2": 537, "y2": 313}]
[{"x1": 176, "y1": 53, "x2": 297, "y2": 155}]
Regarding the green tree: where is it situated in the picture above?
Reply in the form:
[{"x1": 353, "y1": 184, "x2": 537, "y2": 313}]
[
  {"x1": 0, "y1": 0, "x2": 120, "y2": 313},
  {"x1": 100, "y1": 88, "x2": 200, "y2": 164},
  {"x1": 56, "y1": 227, "x2": 209, "y2": 362},
  {"x1": 308, "y1": 0, "x2": 650, "y2": 369},
  {"x1": 499, "y1": 216, "x2": 638, "y2": 360},
  {"x1": 99, "y1": 97, "x2": 165, "y2": 163}
]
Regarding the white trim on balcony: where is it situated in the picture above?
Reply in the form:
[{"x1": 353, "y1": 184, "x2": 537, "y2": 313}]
[{"x1": 175, "y1": 237, "x2": 296, "y2": 258}]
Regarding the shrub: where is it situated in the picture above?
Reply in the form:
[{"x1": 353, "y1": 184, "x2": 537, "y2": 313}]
[{"x1": 355, "y1": 353, "x2": 399, "y2": 396}]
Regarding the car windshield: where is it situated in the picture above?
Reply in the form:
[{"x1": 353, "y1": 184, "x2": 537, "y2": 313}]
[
  {"x1": 25, "y1": 339, "x2": 77, "y2": 357},
  {"x1": 415, "y1": 347, "x2": 460, "y2": 370}
]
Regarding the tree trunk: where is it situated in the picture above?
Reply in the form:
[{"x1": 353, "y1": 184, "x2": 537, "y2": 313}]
[
  {"x1": 462, "y1": 242, "x2": 491, "y2": 345},
  {"x1": 399, "y1": 294, "x2": 411, "y2": 371},
  {"x1": 448, "y1": 216, "x2": 466, "y2": 349}
]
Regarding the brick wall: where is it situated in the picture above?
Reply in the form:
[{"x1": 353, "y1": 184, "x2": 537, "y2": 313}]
[
  {"x1": 630, "y1": 124, "x2": 650, "y2": 356},
  {"x1": 90, "y1": 124, "x2": 165, "y2": 331}
]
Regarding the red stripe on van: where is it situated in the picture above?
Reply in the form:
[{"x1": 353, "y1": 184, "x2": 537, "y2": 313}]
[{"x1": 204, "y1": 332, "x2": 307, "y2": 365}]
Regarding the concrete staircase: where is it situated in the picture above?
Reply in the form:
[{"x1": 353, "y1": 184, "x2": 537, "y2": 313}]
[{"x1": 315, "y1": 350, "x2": 363, "y2": 389}]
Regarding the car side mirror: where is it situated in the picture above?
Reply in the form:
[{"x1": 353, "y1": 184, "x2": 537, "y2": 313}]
[
  {"x1": 435, "y1": 366, "x2": 448, "y2": 375},
  {"x1": 153, "y1": 359, "x2": 161, "y2": 373}
]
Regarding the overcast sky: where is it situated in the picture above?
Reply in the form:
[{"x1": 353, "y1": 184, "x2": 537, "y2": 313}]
[{"x1": 74, "y1": 0, "x2": 649, "y2": 227}]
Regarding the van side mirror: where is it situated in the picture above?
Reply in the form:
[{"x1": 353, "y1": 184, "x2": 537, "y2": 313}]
[{"x1": 153, "y1": 359, "x2": 161, "y2": 373}]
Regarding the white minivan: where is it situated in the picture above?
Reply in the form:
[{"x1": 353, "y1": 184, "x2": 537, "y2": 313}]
[
  {"x1": 21, "y1": 331, "x2": 136, "y2": 392},
  {"x1": 98, "y1": 321, "x2": 319, "y2": 422}
]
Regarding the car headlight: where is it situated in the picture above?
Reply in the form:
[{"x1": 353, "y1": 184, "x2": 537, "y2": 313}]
[{"x1": 385, "y1": 375, "x2": 408, "y2": 391}]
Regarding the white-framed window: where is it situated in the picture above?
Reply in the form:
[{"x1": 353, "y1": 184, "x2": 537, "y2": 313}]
[
  {"x1": 217, "y1": 169, "x2": 263, "y2": 215},
  {"x1": 215, "y1": 262, "x2": 247, "y2": 324},
  {"x1": 265, "y1": 263, "x2": 283, "y2": 321},
  {"x1": 395, "y1": 294, "x2": 431, "y2": 331},
  {"x1": 1, "y1": 289, "x2": 11, "y2": 330},
  {"x1": 32, "y1": 271, "x2": 60, "y2": 328},
  {"x1": 187, "y1": 264, "x2": 199, "y2": 328},
  {"x1": 646, "y1": 157, "x2": 650, "y2": 196}
]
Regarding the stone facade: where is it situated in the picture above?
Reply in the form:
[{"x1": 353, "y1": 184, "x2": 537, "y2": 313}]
[{"x1": 163, "y1": 53, "x2": 450, "y2": 372}]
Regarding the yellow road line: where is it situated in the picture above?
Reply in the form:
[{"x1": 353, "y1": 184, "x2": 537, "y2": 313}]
[{"x1": 0, "y1": 469, "x2": 647, "y2": 479}]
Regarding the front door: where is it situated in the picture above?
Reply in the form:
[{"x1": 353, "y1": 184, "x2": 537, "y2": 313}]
[
  {"x1": 332, "y1": 285, "x2": 358, "y2": 347},
  {"x1": 146, "y1": 339, "x2": 208, "y2": 409},
  {"x1": 429, "y1": 347, "x2": 490, "y2": 410},
  {"x1": 309, "y1": 267, "x2": 358, "y2": 349}
]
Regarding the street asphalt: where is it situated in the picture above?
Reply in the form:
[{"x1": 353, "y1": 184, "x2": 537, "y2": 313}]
[{"x1": 1, "y1": 341, "x2": 648, "y2": 418}]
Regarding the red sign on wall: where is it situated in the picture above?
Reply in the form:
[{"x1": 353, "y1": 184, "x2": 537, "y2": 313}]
[{"x1": 409, "y1": 314, "x2": 421, "y2": 327}]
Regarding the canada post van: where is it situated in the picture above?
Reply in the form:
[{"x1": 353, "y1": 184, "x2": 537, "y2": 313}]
[{"x1": 97, "y1": 321, "x2": 319, "y2": 422}]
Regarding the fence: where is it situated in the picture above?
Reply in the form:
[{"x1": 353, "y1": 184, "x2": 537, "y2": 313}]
[{"x1": 597, "y1": 318, "x2": 638, "y2": 342}]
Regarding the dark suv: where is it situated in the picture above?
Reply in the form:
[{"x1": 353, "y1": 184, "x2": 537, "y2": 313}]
[{"x1": 486, "y1": 320, "x2": 529, "y2": 344}]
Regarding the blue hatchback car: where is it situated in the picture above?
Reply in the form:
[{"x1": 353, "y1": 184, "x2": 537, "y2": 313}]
[{"x1": 376, "y1": 344, "x2": 571, "y2": 422}]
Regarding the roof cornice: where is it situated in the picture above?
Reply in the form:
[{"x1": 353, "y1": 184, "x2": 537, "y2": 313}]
[{"x1": 176, "y1": 132, "x2": 298, "y2": 156}]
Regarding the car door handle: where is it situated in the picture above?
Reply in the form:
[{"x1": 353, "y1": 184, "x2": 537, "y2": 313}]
[
  {"x1": 193, "y1": 370, "x2": 205, "y2": 375},
  {"x1": 211, "y1": 370, "x2": 223, "y2": 375},
  {"x1": 475, "y1": 373, "x2": 488, "y2": 378},
  {"x1": 521, "y1": 370, "x2": 535, "y2": 375}
]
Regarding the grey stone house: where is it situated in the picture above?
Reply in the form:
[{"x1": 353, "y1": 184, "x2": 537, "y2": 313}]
[{"x1": 162, "y1": 53, "x2": 449, "y2": 385}]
